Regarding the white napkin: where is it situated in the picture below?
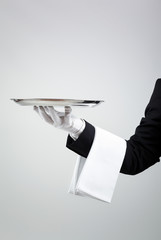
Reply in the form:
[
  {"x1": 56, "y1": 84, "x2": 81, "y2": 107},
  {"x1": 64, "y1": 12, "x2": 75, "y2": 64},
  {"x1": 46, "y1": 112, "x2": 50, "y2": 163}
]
[{"x1": 68, "y1": 127, "x2": 126, "y2": 203}]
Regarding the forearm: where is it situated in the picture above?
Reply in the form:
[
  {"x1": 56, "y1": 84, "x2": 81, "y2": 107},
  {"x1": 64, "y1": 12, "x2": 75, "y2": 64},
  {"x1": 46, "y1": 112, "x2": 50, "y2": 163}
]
[
  {"x1": 66, "y1": 121, "x2": 95, "y2": 158},
  {"x1": 121, "y1": 79, "x2": 161, "y2": 174},
  {"x1": 66, "y1": 79, "x2": 161, "y2": 175}
]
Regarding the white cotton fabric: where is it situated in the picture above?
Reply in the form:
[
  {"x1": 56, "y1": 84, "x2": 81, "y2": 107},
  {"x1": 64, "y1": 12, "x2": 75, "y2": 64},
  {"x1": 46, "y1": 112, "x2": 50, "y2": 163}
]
[
  {"x1": 68, "y1": 127, "x2": 127, "y2": 203},
  {"x1": 34, "y1": 106, "x2": 85, "y2": 139}
]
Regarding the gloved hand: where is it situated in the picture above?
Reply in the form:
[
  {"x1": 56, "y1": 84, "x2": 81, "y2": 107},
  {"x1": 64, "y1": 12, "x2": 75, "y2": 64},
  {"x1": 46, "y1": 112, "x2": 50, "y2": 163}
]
[{"x1": 34, "y1": 106, "x2": 85, "y2": 140}]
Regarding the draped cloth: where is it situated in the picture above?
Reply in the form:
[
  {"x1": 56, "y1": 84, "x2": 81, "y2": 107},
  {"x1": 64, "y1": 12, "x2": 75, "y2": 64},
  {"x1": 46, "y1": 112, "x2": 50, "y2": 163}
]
[{"x1": 68, "y1": 127, "x2": 126, "y2": 203}]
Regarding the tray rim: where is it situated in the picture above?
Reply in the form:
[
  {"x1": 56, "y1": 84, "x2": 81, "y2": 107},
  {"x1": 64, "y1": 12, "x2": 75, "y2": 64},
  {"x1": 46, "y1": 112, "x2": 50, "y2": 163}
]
[{"x1": 11, "y1": 98, "x2": 104, "y2": 107}]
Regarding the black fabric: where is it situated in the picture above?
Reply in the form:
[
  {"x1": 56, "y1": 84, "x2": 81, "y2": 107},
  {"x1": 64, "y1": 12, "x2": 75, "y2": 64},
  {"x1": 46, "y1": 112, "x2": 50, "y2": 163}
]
[
  {"x1": 66, "y1": 79, "x2": 161, "y2": 175},
  {"x1": 120, "y1": 79, "x2": 161, "y2": 175},
  {"x1": 66, "y1": 121, "x2": 95, "y2": 158}
]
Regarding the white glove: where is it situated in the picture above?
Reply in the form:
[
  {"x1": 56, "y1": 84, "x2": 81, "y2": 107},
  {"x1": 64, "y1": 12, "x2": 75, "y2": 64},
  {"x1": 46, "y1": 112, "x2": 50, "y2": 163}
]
[{"x1": 34, "y1": 106, "x2": 85, "y2": 140}]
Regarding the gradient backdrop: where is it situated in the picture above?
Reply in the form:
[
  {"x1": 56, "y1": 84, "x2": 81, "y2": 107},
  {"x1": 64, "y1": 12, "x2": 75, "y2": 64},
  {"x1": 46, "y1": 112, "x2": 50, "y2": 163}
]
[{"x1": 0, "y1": 0, "x2": 161, "y2": 239}]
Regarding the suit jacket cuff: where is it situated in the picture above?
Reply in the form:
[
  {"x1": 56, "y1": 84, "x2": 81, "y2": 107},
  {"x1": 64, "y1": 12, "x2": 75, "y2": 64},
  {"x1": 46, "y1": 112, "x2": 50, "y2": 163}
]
[{"x1": 66, "y1": 121, "x2": 95, "y2": 158}]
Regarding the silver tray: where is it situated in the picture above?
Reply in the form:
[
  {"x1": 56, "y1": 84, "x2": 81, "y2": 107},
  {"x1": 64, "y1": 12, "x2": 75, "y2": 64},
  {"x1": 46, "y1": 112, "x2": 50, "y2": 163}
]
[{"x1": 11, "y1": 98, "x2": 104, "y2": 107}]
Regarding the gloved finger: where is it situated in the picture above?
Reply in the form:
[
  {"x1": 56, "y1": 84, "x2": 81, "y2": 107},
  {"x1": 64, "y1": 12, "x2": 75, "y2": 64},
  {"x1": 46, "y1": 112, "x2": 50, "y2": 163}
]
[
  {"x1": 33, "y1": 106, "x2": 39, "y2": 114},
  {"x1": 65, "y1": 106, "x2": 72, "y2": 116},
  {"x1": 38, "y1": 106, "x2": 54, "y2": 125},
  {"x1": 45, "y1": 106, "x2": 62, "y2": 126},
  {"x1": 34, "y1": 106, "x2": 43, "y2": 119},
  {"x1": 44, "y1": 106, "x2": 63, "y2": 117}
]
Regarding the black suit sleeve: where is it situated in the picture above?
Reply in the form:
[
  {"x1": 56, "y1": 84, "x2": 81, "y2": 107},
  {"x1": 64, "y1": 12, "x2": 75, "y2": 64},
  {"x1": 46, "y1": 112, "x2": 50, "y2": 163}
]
[
  {"x1": 66, "y1": 79, "x2": 161, "y2": 175},
  {"x1": 120, "y1": 79, "x2": 161, "y2": 174},
  {"x1": 66, "y1": 121, "x2": 95, "y2": 158}
]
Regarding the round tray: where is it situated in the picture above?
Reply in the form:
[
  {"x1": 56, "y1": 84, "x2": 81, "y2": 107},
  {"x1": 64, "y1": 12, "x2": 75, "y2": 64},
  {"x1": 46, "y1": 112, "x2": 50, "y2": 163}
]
[{"x1": 11, "y1": 98, "x2": 104, "y2": 107}]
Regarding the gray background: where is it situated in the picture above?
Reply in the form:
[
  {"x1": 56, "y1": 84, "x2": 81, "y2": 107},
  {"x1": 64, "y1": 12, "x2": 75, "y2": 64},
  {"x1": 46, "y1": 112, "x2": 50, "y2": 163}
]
[{"x1": 0, "y1": 0, "x2": 161, "y2": 239}]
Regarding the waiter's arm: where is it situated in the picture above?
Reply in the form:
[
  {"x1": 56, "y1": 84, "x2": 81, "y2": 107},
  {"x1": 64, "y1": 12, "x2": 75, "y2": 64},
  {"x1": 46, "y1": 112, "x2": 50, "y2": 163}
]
[{"x1": 66, "y1": 79, "x2": 161, "y2": 175}]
